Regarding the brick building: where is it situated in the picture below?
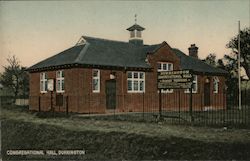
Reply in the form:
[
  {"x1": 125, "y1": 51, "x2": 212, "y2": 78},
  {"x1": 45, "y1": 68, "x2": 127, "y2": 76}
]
[{"x1": 27, "y1": 22, "x2": 227, "y2": 113}]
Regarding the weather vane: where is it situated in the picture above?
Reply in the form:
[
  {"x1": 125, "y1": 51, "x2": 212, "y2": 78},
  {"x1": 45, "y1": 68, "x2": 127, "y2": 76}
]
[{"x1": 135, "y1": 14, "x2": 137, "y2": 24}]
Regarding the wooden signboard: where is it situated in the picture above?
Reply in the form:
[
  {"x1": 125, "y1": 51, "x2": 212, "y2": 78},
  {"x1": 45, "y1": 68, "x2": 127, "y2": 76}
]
[{"x1": 157, "y1": 70, "x2": 192, "y2": 89}]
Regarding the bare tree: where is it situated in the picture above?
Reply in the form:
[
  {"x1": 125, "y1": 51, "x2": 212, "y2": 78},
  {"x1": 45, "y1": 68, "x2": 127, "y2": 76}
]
[{"x1": 0, "y1": 55, "x2": 29, "y2": 100}]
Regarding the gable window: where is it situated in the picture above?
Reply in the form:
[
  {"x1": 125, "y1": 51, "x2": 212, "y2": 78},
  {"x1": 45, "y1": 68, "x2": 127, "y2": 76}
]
[
  {"x1": 157, "y1": 62, "x2": 173, "y2": 93},
  {"x1": 213, "y1": 77, "x2": 219, "y2": 93},
  {"x1": 92, "y1": 69, "x2": 100, "y2": 93},
  {"x1": 56, "y1": 70, "x2": 64, "y2": 93},
  {"x1": 157, "y1": 62, "x2": 173, "y2": 71},
  {"x1": 40, "y1": 72, "x2": 47, "y2": 93},
  {"x1": 127, "y1": 71, "x2": 145, "y2": 93},
  {"x1": 185, "y1": 75, "x2": 198, "y2": 93}
]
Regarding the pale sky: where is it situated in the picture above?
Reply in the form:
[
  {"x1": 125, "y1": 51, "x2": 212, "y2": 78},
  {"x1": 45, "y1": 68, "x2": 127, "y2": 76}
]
[{"x1": 0, "y1": 0, "x2": 249, "y2": 72}]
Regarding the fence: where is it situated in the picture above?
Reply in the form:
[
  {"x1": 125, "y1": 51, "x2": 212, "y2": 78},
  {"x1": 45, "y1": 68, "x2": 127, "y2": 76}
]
[
  {"x1": 0, "y1": 95, "x2": 29, "y2": 106},
  {"x1": 30, "y1": 85, "x2": 250, "y2": 128}
]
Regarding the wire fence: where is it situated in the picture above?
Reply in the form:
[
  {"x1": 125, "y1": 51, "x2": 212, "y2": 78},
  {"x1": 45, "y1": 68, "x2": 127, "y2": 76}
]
[{"x1": 27, "y1": 86, "x2": 250, "y2": 128}]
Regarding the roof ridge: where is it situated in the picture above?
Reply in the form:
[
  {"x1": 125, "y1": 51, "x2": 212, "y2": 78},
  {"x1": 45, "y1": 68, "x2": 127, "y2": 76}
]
[
  {"x1": 74, "y1": 42, "x2": 89, "y2": 63},
  {"x1": 83, "y1": 35, "x2": 162, "y2": 47},
  {"x1": 82, "y1": 35, "x2": 131, "y2": 44}
]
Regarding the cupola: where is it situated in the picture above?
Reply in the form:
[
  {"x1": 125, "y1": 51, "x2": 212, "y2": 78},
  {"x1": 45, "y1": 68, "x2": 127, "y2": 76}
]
[{"x1": 126, "y1": 14, "x2": 145, "y2": 45}]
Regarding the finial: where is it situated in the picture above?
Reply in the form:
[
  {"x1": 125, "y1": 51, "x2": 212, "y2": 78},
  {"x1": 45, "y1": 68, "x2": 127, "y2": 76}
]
[{"x1": 135, "y1": 14, "x2": 137, "y2": 24}]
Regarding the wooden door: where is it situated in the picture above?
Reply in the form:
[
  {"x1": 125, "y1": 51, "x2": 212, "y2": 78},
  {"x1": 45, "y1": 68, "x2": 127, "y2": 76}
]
[
  {"x1": 204, "y1": 82, "x2": 210, "y2": 106},
  {"x1": 106, "y1": 80, "x2": 116, "y2": 109}
]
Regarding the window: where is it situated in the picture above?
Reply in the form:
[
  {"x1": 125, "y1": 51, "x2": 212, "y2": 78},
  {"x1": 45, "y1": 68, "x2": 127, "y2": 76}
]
[
  {"x1": 40, "y1": 72, "x2": 47, "y2": 93},
  {"x1": 92, "y1": 69, "x2": 100, "y2": 93},
  {"x1": 157, "y1": 62, "x2": 173, "y2": 93},
  {"x1": 136, "y1": 30, "x2": 141, "y2": 38},
  {"x1": 185, "y1": 75, "x2": 198, "y2": 93},
  {"x1": 130, "y1": 31, "x2": 135, "y2": 38},
  {"x1": 56, "y1": 70, "x2": 64, "y2": 93},
  {"x1": 127, "y1": 71, "x2": 145, "y2": 93},
  {"x1": 130, "y1": 30, "x2": 141, "y2": 39},
  {"x1": 213, "y1": 77, "x2": 219, "y2": 93},
  {"x1": 158, "y1": 62, "x2": 173, "y2": 71}
]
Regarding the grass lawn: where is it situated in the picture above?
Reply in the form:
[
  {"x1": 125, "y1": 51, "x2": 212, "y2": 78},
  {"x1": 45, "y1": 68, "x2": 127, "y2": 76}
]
[{"x1": 1, "y1": 105, "x2": 250, "y2": 160}]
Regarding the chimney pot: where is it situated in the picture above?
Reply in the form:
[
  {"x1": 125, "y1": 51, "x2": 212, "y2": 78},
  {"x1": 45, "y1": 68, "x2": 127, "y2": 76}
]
[{"x1": 188, "y1": 44, "x2": 198, "y2": 59}]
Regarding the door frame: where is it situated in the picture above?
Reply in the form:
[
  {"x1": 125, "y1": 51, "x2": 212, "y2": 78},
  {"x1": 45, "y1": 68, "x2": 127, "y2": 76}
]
[
  {"x1": 204, "y1": 79, "x2": 211, "y2": 107},
  {"x1": 105, "y1": 79, "x2": 116, "y2": 110}
]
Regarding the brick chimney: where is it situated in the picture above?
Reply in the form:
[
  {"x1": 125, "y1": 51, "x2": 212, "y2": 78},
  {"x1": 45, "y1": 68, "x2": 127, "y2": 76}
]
[{"x1": 188, "y1": 44, "x2": 198, "y2": 59}]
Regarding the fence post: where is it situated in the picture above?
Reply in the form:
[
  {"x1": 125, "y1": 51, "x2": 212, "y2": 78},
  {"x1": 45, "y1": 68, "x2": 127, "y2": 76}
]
[
  {"x1": 222, "y1": 91, "x2": 225, "y2": 126},
  {"x1": 142, "y1": 92, "x2": 145, "y2": 120},
  {"x1": 178, "y1": 90, "x2": 181, "y2": 124},
  {"x1": 189, "y1": 82, "x2": 193, "y2": 123},
  {"x1": 159, "y1": 90, "x2": 162, "y2": 119},
  {"x1": 88, "y1": 93, "x2": 91, "y2": 115},
  {"x1": 66, "y1": 96, "x2": 69, "y2": 115},
  {"x1": 38, "y1": 96, "x2": 41, "y2": 112},
  {"x1": 51, "y1": 91, "x2": 54, "y2": 117}
]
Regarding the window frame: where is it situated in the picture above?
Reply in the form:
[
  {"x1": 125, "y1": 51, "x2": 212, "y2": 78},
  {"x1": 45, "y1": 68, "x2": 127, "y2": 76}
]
[
  {"x1": 157, "y1": 62, "x2": 174, "y2": 93},
  {"x1": 127, "y1": 71, "x2": 145, "y2": 93},
  {"x1": 56, "y1": 70, "x2": 65, "y2": 93},
  {"x1": 213, "y1": 77, "x2": 219, "y2": 94},
  {"x1": 40, "y1": 72, "x2": 47, "y2": 93},
  {"x1": 185, "y1": 75, "x2": 198, "y2": 93},
  {"x1": 92, "y1": 69, "x2": 100, "y2": 93},
  {"x1": 130, "y1": 30, "x2": 135, "y2": 38},
  {"x1": 130, "y1": 30, "x2": 142, "y2": 40},
  {"x1": 136, "y1": 30, "x2": 141, "y2": 38}
]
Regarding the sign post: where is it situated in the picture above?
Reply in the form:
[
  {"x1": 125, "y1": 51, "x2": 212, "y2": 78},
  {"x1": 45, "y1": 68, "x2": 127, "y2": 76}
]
[
  {"x1": 47, "y1": 79, "x2": 54, "y2": 114},
  {"x1": 157, "y1": 70, "x2": 193, "y2": 122},
  {"x1": 159, "y1": 89, "x2": 162, "y2": 119},
  {"x1": 189, "y1": 76, "x2": 194, "y2": 122}
]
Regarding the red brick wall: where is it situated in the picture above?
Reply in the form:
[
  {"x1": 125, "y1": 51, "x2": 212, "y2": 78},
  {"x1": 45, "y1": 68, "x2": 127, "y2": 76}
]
[{"x1": 29, "y1": 44, "x2": 226, "y2": 113}]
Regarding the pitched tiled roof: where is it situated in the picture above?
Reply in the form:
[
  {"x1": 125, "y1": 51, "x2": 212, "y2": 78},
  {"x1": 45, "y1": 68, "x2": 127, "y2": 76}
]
[
  {"x1": 74, "y1": 36, "x2": 157, "y2": 68},
  {"x1": 28, "y1": 45, "x2": 84, "y2": 70},
  {"x1": 28, "y1": 36, "x2": 227, "y2": 75},
  {"x1": 126, "y1": 24, "x2": 145, "y2": 31},
  {"x1": 28, "y1": 36, "x2": 161, "y2": 71},
  {"x1": 173, "y1": 48, "x2": 227, "y2": 75}
]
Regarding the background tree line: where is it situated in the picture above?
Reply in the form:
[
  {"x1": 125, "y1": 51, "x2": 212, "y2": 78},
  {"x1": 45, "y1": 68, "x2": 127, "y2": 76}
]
[{"x1": 203, "y1": 27, "x2": 250, "y2": 97}]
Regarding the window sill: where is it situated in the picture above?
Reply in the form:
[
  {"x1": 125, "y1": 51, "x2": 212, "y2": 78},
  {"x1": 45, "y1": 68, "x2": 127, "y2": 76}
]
[
  {"x1": 40, "y1": 91, "x2": 47, "y2": 94},
  {"x1": 56, "y1": 91, "x2": 65, "y2": 93},
  {"x1": 127, "y1": 91, "x2": 145, "y2": 93},
  {"x1": 158, "y1": 90, "x2": 174, "y2": 94},
  {"x1": 184, "y1": 91, "x2": 198, "y2": 94}
]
